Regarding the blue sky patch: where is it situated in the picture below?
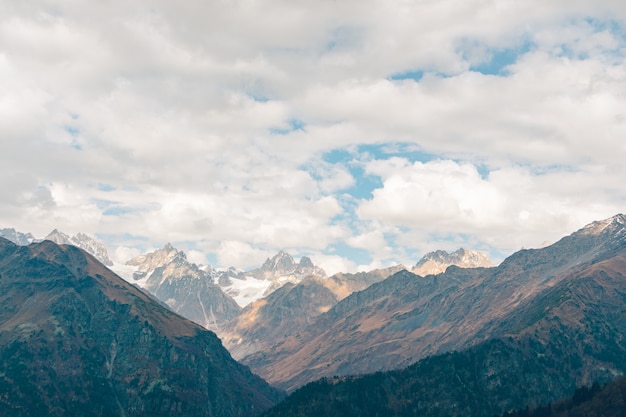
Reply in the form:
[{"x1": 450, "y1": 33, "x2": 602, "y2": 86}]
[
  {"x1": 269, "y1": 119, "x2": 306, "y2": 135},
  {"x1": 330, "y1": 242, "x2": 372, "y2": 266},
  {"x1": 388, "y1": 70, "x2": 424, "y2": 82},
  {"x1": 103, "y1": 206, "x2": 136, "y2": 216},
  {"x1": 470, "y1": 41, "x2": 533, "y2": 75},
  {"x1": 97, "y1": 183, "x2": 116, "y2": 192},
  {"x1": 316, "y1": 143, "x2": 439, "y2": 200}
]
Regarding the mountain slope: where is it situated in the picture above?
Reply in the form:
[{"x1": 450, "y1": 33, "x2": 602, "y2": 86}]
[
  {"x1": 502, "y1": 376, "x2": 626, "y2": 417},
  {"x1": 260, "y1": 335, "x2": 624, "y2": 417},
  {"x1": 0, "y1": 238, "x2": 283, "y2": 417},
  {"x1": 260, "y1": 251, "x2": 626, "y2": 416},
  {"x1": 243, "y1": 214, "x2": 626, "y2": 391},
  {"x1": 222, "y1": 277, "x2": 338, "y2": 360}
]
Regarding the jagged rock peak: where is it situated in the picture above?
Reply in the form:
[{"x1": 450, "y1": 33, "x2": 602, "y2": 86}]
[
  {"x1": 412, "y1": 248, "x2": 493, "y2": 276},
  {"x1": 44, "y1": 229, "x2": 72, "y2": 244},
  {"x1": 299, "y1": 256, "x2": 314, "y2": 268},
  {"x1": 0, "y1": 228, "x2": 35, "y2": 245},
  {"x1": 577, "y1": 213, "x2": 626, "y2": 237},
  {"x1": 126, "y1": 243, "x2": 185, "y2": 267},
  {"x1": 43, "y1": 229, "x2": 113, "y2": 266},
  {"x1": 262, "y1": 250, "x2": 296, "y2": 272}
]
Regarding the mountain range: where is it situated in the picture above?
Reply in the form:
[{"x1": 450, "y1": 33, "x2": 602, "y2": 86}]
[
  {"x1": 0, "y1": 237, "x2": 283, "y2": 417},
  {"x1": 3, "y1": 215, "x2": 626, "y2": 416},
  {"x1": 254, "y1": 214, "x2": 626, "y2": 416},
  {"x1": 243, "y1": 214, "x2": 626, "y2": 392}
]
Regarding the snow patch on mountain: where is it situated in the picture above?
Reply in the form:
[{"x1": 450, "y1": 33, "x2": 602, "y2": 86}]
[
  {"x1": 44, "y1": 229, "x2": 114, "y2": 266},
  {"x1": 412, "y1": 248, "x2": 493, "y2": 276},
  {"x1": 0, "y1": 228, "x2": 35, "y2": 245}
]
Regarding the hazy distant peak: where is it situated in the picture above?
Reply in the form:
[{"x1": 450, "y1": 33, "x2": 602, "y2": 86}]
[
  {"x1": 44, "y1": 229, "x2": 72, "y2": 244},
  {"x1": 43, "y1": 229, "x2": 113, "y2": 266},
  {"x1": 262, "y1": 250, "x2": 296, "y2": 272},
  {"x1": 125, "y1": 243, "x2": 191, "y2": 282},
  {"x1": 299, "y1": 256, "x2": 314, "y2": 268},
  {"x1": 412, "y1": 248, "x2": 493, "y2": 276},
  {"x1": 0, "y1": 228, "x2": 35, "y2": 246}
]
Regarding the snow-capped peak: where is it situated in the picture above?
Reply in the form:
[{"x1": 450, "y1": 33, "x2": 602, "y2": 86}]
[
  {"x1": 412, "y1": 248, "x2": 493, "y2": 276},
  {"x1": 579, "y1": 214, "x2": 626, "y2": 237},
  {"x1": 44, "y1": 229, "x2": 113, "y2": 266},
  {"x1": 0, "y1": 228, "x2": 35, "y2": 246}
]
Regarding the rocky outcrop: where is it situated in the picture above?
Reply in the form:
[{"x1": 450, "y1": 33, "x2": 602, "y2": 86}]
[
  {"x1": 0, "y1": 227, "x2": 35, "y2": 245},
  {"x1": 412, "y1": 248, "x2": 493, "y2": 276},
  {"x1": 43, "y1": 229, "x2": 114, "y2": 266}
]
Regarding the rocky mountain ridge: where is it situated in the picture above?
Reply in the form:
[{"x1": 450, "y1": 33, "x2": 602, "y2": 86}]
[
  {"x1": 43, "y1": 229, "x2": 114, "y2": 266},
  {"x1": 412, "y1": 247, "x2": 493, "y2": 275},
  {"x1": 0, "y1": 227, "x2": 35, "y2": 245}
]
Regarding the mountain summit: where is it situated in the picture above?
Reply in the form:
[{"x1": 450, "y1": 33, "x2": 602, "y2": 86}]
[
  {"x1": 125, "y1": 244, "x2": 241, "y2": 331},
  {"x1": 412, "y1": 248, "x2": 493, "y2": 275},
  {"x1": 218, "y1": 251, "x2": 327, "y2": 307},
  {"x1": 44, "y1": 229, "x2": 114, "y2": 266}
]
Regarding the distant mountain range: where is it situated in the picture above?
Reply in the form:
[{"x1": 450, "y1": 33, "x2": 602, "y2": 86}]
[
  {"x1": 412, "y1": 247, "x2": 493, "y2": 275},
  {"x1": 0, "y1": 228, "x2": 114, "y2": 266},
  {"x1": 0, "y1": 227, "x2": 35, "y2": 245},
  {"x1": 2, "y1": 225, "x2": 495, "y2": 339},
  {"x1": 255, "y1": 214, "x2": 626, "y2": 416},
  {"x1": 0, "y1": 237, "x2": 283, "y2": 417},
  {"x1": 243, "y1": 214, "x2": 626, "y2": 392}
]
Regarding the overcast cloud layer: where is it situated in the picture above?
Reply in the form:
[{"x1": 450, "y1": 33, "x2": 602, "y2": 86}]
[{"x1": 2, "y1": 0, "x2": 626, "y2": 273}]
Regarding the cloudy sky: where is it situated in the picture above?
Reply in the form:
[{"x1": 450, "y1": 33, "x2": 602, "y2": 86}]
[{"x1": 2, "y1": 0, "x2": 626, "y2": 273}]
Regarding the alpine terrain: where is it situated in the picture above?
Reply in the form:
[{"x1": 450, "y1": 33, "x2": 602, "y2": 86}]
[
  {"x1": 125, "y1": 243, "x2": 241, "y2": 331},
  {"x1": 222, "y1": 249, "x2": 491, "y2": 360},
  {"x1": 258, "y1": 214, "x2": 626, "y2": 416},
  {"x1": 244, "y1": 214, "x2": 626, "y2": 394}
]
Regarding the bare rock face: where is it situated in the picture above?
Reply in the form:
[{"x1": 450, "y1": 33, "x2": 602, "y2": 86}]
[
  {"x1": 243, "y1": 214, "x2": 626, "y2": 392},
  {"x1": 222, "y1": 277, "x2": 338, "y2": 360},
  {"x1": 44, "y1": 229, "x2": 114, "y2": 267},
  {"x1": 0, "y1": 227, "x2": 35, "y2": 245},
  {"x1": 412, "y1": 248, "x2": 493, "y2": 276},
  {"x1": 126, "y1": 244, "x2": 241, "y2": 332},
  {"x1": 0, "y1": 238, "x2": 283, "y2": 417}
]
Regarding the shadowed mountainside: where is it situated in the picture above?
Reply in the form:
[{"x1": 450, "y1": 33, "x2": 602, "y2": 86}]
[
  {"x1": 260, "y1": 253, "x2": 626, "y2": 417},
  {"x1": 0, "y1": 238, "x2": 283, "y2": 417}
]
